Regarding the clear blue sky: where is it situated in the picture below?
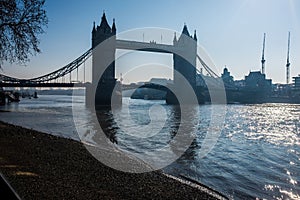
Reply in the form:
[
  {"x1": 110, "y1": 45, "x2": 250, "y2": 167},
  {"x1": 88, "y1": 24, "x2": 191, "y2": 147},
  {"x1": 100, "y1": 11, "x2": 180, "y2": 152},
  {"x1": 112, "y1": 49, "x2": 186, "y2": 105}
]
[{"x1": 3, "y1": 0, "x2": 300, "y2": 83}]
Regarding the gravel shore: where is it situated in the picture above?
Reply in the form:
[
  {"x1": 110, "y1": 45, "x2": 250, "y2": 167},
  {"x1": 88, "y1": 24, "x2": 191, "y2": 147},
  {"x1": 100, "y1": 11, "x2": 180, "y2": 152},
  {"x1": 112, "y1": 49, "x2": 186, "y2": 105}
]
[{"x1": 0, "y1": 121, "x2": 227, "y2": 200}]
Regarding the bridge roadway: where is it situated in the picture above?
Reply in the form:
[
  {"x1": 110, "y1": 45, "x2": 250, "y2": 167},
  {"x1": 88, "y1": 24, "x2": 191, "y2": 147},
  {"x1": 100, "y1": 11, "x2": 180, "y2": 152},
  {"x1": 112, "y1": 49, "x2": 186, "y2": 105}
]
[
  {"x1": 116, "y1": 39, "x2": 178, "y2": 53},
  {"x1": 0, "y1": 39, "x2": 220, "y2": 88},
  {"x1": 122, "y1": 83, "x2": 170, "y2": 91},
  {"x1": 0, "y1": 82, "x2": 168, "y2": 91},
  {"x1": 0, "y1": 82, "x2": 87, "y2": 88}
]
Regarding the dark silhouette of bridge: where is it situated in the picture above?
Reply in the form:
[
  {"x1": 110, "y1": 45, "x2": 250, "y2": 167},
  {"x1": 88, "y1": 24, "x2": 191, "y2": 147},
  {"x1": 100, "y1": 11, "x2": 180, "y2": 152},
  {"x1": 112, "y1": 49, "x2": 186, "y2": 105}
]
[{"x1": 0, "y1": 12, "x2": 223, "y2": 106}]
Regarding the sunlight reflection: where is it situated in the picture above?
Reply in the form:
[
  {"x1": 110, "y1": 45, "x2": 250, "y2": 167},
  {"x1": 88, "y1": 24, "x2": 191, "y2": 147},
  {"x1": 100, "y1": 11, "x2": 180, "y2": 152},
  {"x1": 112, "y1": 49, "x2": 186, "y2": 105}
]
[
  {"x1": 14, "y1": 171, "x2": 38, "y2": 177},
  {"x1": 226, "y1": 104, "x2": 300, "y2": 146}
]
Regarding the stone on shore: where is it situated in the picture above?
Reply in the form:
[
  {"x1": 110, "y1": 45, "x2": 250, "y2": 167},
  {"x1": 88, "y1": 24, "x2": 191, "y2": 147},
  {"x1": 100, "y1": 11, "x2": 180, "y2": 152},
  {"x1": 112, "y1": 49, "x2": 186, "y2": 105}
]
[{"x1": 0, "y1": 121, "x2": 226, "y2": 200}]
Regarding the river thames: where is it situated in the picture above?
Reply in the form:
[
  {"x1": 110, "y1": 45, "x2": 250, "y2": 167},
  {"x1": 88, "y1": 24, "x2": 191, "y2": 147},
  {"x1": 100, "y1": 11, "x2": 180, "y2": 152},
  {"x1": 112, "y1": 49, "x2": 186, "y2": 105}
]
[{"x1": 0, "y1": 95, "x2": 299, "y2": 199}]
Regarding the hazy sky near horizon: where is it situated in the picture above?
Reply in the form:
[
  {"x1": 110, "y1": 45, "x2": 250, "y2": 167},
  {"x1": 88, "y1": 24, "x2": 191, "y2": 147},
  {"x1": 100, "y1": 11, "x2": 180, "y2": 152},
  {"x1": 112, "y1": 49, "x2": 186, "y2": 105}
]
[{"x1": 3, "y1": 0, "x2": 300, "y2": 84}]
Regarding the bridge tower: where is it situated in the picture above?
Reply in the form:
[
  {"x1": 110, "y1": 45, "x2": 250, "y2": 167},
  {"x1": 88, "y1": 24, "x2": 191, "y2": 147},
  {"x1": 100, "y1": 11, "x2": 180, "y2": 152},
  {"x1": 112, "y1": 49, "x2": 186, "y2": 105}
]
[
  {"x1": 86, "y1": 12, "x2": 121, "y2": 107},
  {"x1": 167, "y1": 25, "x2": 197, "y2": 104},
  {"x1": 173, "y1": 25, "x2": 197, "y2": 88}
]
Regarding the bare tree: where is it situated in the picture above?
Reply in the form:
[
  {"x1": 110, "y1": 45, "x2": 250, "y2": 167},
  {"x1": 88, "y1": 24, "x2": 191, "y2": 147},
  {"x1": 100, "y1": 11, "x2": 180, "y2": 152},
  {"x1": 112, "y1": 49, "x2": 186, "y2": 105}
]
[{"x1": 0, "y1": 0, "x2": 48, "y2": 67}]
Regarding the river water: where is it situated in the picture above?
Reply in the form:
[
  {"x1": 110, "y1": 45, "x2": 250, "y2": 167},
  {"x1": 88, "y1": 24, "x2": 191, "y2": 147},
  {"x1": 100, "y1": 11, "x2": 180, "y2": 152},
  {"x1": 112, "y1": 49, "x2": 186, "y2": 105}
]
[{"x1": 0, "y1": 95, "x2": 299, "y2": 199}]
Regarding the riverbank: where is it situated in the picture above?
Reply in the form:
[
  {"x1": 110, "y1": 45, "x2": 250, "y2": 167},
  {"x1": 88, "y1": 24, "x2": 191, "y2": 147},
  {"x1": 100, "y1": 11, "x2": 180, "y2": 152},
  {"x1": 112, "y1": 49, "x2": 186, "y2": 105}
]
[{"x1": 0, "y1": 121, "x2": 227, "y2": 200}]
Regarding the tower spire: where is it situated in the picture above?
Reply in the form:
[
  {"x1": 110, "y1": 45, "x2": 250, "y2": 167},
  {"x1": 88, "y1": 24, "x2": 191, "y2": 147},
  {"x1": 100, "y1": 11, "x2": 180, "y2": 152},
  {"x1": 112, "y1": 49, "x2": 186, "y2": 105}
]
[
  {"x1": 193, "y1": 30, "x2": 197, "y2": 41},
  {"x1": 182, "y1": 23, "x2": 190, "y2": 36},
  {"x1": 112, "y1": 18, "x2": 116, "y2": 34},
  {"x1": 261, "y1": 33, "x2": 266, "y2": 74},
  {"x1": 99, "y1": 11, "x2": 111, "y2": 33},
  {"x1": 92, "y1": 21, "x2": 96, "y2": 33},
  {"x1": 173, "y1": 32, "x2": 177, "y2": 44},
  {"x1": 286, "y1": 31, "x2": 291, "y2": 84}
]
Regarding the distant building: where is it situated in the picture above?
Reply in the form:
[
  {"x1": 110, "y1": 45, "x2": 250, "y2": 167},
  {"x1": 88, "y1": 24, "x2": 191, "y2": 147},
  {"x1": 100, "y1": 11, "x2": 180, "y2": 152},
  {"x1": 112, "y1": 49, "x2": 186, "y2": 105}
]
[
  {"x1": 234, "y1": 80, "x2": 245, "y2": 87},
  {"x1": 196, "y1": 74, "x2": 218, "y2": 87},
  {"x1": 149, "y1": 78, "x2": 172, "y2": 86},
  {"x1": 272, "y1": 83, "x2": 292, "y2": 98},
  {"x1": 221, "y1": 67, "x2": 234, "y2": 85},
  {"x1": 293, "y1": 75, "x2": 300, "y2": 89},
  {"x1": 244, "y1": 71, "x2": 272, "y2": 91},
  {"x1": 292, "y1": 75, "x2": 300, "y2": 101},
  {"x1": 235, "y1": 71, "x2": 273, "y2": 103},
  {"x1": 136, "y1": 82, "x2": 145, "y2": 86}
]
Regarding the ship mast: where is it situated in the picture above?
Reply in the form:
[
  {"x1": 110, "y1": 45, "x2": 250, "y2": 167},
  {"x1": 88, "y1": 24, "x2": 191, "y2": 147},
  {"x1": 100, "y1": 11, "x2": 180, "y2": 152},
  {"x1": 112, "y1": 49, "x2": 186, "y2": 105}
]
[
  {"x1": 286, "y1": 32, "x2": 291, "y2": 84},
  {"x1": 261, "y1": 33, "x2": 266, "y2": 74}
]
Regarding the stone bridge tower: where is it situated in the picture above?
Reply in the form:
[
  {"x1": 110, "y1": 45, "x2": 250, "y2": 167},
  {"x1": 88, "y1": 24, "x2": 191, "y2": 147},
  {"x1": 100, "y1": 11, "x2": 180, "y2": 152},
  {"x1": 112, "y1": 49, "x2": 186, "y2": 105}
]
[
  {"x1": 173, "y1": 25, "x2": 197, "y2": 89},
  {"x1": 167, "y1": 25, "x2": 197, "y2": 104},
  {"x1": 86, "y1": 12, "x2": 121, "y2": 107}
]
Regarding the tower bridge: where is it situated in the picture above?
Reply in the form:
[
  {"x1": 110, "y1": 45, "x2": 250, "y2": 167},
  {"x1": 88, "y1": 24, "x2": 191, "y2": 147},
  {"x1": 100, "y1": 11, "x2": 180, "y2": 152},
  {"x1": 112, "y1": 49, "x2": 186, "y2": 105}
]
[
  {"x1": 116, "y1": 39, "x2": 175, "y2": 53},
  {"x1": 0, "y1": 12, "x2": 222, "y2": 106}
]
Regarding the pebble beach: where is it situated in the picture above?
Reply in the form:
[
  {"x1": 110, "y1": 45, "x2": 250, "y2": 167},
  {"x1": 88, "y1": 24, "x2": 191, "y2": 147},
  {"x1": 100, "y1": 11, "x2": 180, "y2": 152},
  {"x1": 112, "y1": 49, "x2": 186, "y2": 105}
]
[{"x1": 0, "y1": 121, "x2": 227, "y2": 200}]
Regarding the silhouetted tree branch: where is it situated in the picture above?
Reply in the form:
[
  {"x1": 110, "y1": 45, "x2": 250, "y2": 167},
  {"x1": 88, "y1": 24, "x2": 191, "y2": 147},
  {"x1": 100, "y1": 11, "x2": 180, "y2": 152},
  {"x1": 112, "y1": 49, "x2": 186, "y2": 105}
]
[{"x1": 0, "y1": 0, "x2": 48, "y2": 67}]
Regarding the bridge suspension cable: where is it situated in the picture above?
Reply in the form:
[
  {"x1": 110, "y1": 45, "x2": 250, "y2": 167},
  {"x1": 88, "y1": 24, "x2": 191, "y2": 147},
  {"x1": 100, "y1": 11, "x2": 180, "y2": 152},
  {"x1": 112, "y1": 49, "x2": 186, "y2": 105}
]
[
  {"x1": 0, "y1": 48, "x2": 92, "y2": 84},
  {"x1": 29, "y1": 48, "x2": 92, "y2": 83},
  {"x1": 196, "y1": 54, "x2": 236, "y2": 89},
  {"x1": 0, "y1": 48, "x2": 225, "y2": 89},
  {"x1": 196, "y1": 54, "x2": 219, "y2": 78}
]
